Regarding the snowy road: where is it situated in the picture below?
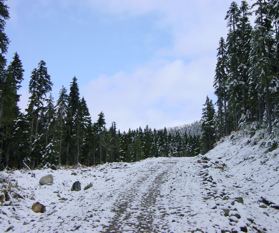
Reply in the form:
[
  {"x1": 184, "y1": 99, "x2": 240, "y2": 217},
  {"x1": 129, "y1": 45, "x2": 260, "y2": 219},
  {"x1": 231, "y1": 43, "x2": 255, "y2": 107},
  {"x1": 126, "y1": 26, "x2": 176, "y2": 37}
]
[
  {"x1": 102, "y1": 160, "x2": 175, "y2": 233},
  {"x1": 1, "y1": 130, "x2": 279, "y2": 232}
]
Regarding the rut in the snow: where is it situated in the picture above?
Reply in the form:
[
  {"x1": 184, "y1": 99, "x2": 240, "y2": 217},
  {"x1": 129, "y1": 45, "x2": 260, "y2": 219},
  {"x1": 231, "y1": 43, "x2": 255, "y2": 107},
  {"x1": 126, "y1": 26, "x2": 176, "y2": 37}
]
[{"x1": 101, "y1": 161, "x2": 175, "y2": 233}]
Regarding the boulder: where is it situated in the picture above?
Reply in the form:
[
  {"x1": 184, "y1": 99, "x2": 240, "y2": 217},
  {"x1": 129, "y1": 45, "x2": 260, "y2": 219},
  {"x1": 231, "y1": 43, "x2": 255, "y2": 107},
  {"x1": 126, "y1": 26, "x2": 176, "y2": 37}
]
[
  {"x1": 71, "y1": 181, "x2": 81, "y2": 191},
  {"x1": 39, "y1": 175, "x2": 53, "y2": 185},
  {"x1": 32, "y1": 202, "x2": 46, "y2": 213}
]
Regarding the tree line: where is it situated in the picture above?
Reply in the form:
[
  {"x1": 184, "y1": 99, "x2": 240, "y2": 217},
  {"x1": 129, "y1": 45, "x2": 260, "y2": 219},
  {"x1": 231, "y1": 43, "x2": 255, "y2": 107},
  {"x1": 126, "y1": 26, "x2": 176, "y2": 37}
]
[
  {"x1": 200, "y1": 0, "x2": 279, "y2": 154},
  {"x1": 0, "y1": 0, "x2": 200, "y2": 169}
]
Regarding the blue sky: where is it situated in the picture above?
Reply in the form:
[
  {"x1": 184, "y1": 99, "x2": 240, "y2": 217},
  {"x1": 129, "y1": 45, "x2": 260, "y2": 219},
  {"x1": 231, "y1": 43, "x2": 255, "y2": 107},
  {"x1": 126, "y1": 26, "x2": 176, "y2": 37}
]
[{"x1": 6, "y1": 0, "x2": 246, "y2": 131}]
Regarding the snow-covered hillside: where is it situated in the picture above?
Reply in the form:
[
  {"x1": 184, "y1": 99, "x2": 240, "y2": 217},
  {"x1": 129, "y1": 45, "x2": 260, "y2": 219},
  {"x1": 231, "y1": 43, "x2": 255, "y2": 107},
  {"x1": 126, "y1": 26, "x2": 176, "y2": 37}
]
[
  {"x1": 168, "y1": 121, "x2": 202, "y2": 136},
  {"x1": 0, "y1": 129, "x2": 278, "y2": 232}
]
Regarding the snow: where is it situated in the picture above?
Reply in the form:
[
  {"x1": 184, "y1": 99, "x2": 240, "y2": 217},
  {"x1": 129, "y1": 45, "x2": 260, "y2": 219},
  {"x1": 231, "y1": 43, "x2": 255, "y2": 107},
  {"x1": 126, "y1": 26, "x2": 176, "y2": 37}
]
[
  {"x1": 0, "y1": 129, "x2": 279, "y2": 232},
  {"x1": 168, "y1": 121, "x2": 202, "y2": 136}
]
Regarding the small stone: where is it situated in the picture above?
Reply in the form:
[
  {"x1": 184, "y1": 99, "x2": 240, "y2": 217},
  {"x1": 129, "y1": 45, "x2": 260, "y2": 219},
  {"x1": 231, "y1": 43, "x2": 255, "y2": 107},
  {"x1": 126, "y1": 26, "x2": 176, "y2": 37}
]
[
  {"x1": 39, "y1": 175, "x2": 54, "y2": 185},
  {"x1": 4, "y1": 190, "x2": 10, "y2": 201},
  {"x1": 229, "y1": 216, "x2": 238, "y2": 223},
  {"x1": 235, "y1": 197, "x2": 244, "y2": 204},
  {"x1": 223, "y1": 209, "x2": 230, "y2": 217},
  {"x1": 71, "y1": 172, "x2": 77, "y2": 176},
  {"x1": 84, "y1": 183, "x2": 93, "y2": 190},
  {"x1": 259, "y1": 204, "x2": 267, "y2": 208},
  {"x1": 0, "y1": 194, "x2": 5, "y2": 204},
  {"x1": 221, "y1": 230, "x2": 230, "y2": 233},
  {"x1": 240, "y1": 226, "x2": 248, "y2": 232},
  {"x1": 32, "y1": 202, "x2": 46, "y2": 213},
  {"x1": 71, "y1": 181, "x2": 81, "y2": 191},
  {"x1": 247, "y1": 218, "x2": 254, "y2": 223},
  {"x1": 233, "y1": 213, "x2": 241, "y2": 219},
  {"x1": 223, "y1": 196, "x2": 229, "y2": 201}
]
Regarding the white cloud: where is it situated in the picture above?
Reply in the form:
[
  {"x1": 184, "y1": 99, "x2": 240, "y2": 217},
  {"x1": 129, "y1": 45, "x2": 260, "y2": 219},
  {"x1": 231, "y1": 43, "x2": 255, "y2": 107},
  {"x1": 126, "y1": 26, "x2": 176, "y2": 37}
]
[
  {"x1": 78, "y1": 0, "x2": 232, "y2": 130},
  {"x1": 82, "y1": 57, "x2": 215, "y2": 131},
  {"x1": 82, "y1": 0, "x2": 237, "y2": 58}
]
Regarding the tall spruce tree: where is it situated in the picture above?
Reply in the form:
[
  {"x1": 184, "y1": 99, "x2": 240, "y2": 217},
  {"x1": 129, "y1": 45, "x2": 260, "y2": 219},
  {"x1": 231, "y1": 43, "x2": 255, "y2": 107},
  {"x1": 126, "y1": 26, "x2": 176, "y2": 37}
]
[
  {"x1": 2, "y1": 53, "x2": 24, "y2": 167},
  {"x1": 214, "y1": 37, "x2": 229, "y2": 137},
  {"x1": 201, "y1": 97, "x2": 216, "y2": 154},
  {"x1": 237, "y1": 1, "x2": 252, "y2": 123},
  {"x1": 41, "y1": 94, "x2": 57, "y2": 166},
  {"x1": 0, "y1": 0, "x2": 9, "y2": 169},
  {"x1": 55, "y1": 86, "x2": 68, "y2": 165},
  {"x1": 26, "y1": 60, "x2": 53, "y2": 168},
  {"x1": 94, "y1": 112, "x2": 106, "y2": 164},
  {"x1": 65, "y1": 77, "x2": 80, "y2": 165},
  {"x1": 79, "y1": 97, "x2": 93, "y2": 165},
  {"x1": 10, "y1": 113, "x2": 30, "y2": 168},
  {"x1": 225, "y1": 1, "x2": 241, "y2": 130}
]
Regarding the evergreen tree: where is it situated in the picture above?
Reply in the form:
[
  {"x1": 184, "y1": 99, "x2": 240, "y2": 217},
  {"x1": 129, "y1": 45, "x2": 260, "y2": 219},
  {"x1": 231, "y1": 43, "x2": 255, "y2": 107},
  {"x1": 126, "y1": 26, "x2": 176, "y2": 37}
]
[
  {"x1": 26, "y1": 60, "x2": 53, "y2": 168},
  {"x1": 79, "y1": 97, "x2": 93, "y2": 165},
  {"x1": 54, "y1": 86, "x2": 68, "y2": 165},
  {"x1": 65, "y1": 77, "x2": 80, "y2": 165},
  {"x1": 237, "y1": 1, "x2": 252, "y2": 123},
  {"x1": 94, "y1": 112, "x2": 106, "y2": 164},
  {"x1": 9, "y1": 113, "x2": 30, "y2": 169},
  {"x1": 225, "y1": 1, "x2": 241, "y2": 130},
  {"x1": 269, "y1": 0, "x2": 279, "y2": 125},
  {"x1": 142, "y1": 126, "x2": 152, "y2": 159},
  {"x1": 214, "y1": 37, "x2": 229, "y2": 137},
  {"x1": 201, "y1": 97, "x2": 216, "y2": 154},
  {"x1": 0, "y1": 0, "x2": 9, "y2": 169},
  {"x1": 106, "y1": 122, "x2": 120, "y2": 163},
  {"x1": 41, "y1": 94, "x2": 58, "y2": 166},
  {"x1": 1, "y1": 53, "x2": 24, "y2": 167},
  {"x1": 249, "y1": 0, "x2": 275, "y2": 132}
]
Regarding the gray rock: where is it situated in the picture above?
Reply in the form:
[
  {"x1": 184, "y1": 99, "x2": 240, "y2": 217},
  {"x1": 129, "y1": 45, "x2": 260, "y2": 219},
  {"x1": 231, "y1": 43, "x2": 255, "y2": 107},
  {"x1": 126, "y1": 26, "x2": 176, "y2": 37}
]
[
  {"x1": 240, "y1": 226, "x2": 248, "y2": 232},
  {"x1": 235, "y1": 197, "x2": 244, "y2": 204},
  {"x1": 32, "y1": 202, "x2": 46, "y2": 213},
  {"x1": 71, "y1": 181, "x2": 81, "y2": 191},
  {"x1": 223, "y1": 209, "x2": 230, "y2": 217},
  {"x1": 0, "y1": 193, "x2": 5, "y2": 204},
  {"x1": 39, "y1": 175, "x2": 54, "y2": 185}
]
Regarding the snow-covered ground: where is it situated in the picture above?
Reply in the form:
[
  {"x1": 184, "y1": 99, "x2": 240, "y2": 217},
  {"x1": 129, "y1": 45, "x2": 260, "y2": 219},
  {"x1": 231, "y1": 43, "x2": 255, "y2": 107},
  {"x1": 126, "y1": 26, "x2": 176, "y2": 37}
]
[{"x1": 0, "y1": 129, "x2": 279, "y2": 232}]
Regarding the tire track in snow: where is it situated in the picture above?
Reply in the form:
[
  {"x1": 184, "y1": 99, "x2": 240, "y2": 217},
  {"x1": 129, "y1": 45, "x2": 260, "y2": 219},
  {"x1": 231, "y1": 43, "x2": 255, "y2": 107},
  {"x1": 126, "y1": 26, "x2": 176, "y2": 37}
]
[{"x1": 101, "y1": 160, "x2": 176, "y2": 233}]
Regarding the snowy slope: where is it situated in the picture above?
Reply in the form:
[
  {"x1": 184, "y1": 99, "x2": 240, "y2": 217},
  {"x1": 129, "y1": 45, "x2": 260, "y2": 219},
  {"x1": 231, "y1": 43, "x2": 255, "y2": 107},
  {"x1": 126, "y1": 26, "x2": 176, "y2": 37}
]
[
  {"x1": 0, "y1": 129, "x2": 279, "y2": 232},
  {"x1": 168, "y1": 121, "x2": 202, "y2": 136}
]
